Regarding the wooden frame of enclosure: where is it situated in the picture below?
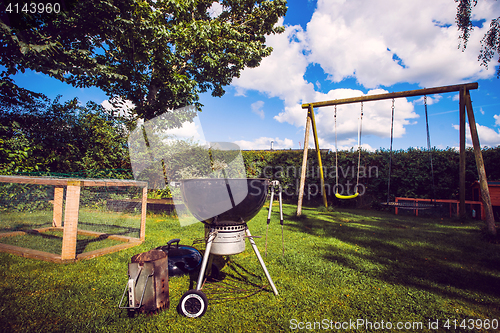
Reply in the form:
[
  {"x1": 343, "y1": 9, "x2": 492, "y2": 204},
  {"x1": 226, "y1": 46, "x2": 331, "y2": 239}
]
[
  {"x1": 0, "y1": 175, "x2": 148, "y2": 263},
  {"x1": 297, "y1": 82, "x2": 497, "y2": 236}
]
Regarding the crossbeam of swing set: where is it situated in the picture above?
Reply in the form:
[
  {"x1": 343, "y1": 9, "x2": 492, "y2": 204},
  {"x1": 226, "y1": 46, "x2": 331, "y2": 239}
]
[
  {"x1": 296, "y1": 81, "x2": 496, "y2": 236},
  {"x1": 300, "y1": 82, "x2": 478, "y2": 108}
]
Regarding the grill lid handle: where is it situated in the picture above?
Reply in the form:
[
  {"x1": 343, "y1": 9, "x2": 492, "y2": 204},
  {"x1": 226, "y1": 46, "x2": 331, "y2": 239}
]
[{"x1": 167, "y1": 238, "x2": 181, "y2": 250}]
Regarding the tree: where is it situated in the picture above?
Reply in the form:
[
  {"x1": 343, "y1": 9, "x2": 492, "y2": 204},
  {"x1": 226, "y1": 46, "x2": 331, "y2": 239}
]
[
  {"x1": 0, "y1": 0, "x2": 287, "y2": 121},
  {"x1": 0, "y1": 96, "x2": 132, "y2": 174},
  {"x1": 456, "y1": 0, "x2": 500, "y2": 76}
]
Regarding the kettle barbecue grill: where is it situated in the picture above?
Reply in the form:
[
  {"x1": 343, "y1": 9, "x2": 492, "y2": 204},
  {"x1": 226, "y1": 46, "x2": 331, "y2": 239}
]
[{"x1": 176, "y1": 177, "x2": 278, "y2": 318}]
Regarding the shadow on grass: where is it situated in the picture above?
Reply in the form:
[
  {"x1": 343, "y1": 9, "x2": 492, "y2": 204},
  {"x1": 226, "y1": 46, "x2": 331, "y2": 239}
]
[
  {"x1": 0, "y1": 222, "x2": 133, "y2": 255},
  {"x1": 285, "y1": 206, "x2": 500, "y2": 304},
  {"x1": 0, "y1": 222, "x2": 53, "y2": 233},
  {"x1": 200, "y1": 259, "x2": 270, "y2": 304},
  {"x1": 78, "y1": 221, "x2": 140, "y2": 237},
  {"x1": 21, "y1": 230, "x2": 121, "y2": 255}
]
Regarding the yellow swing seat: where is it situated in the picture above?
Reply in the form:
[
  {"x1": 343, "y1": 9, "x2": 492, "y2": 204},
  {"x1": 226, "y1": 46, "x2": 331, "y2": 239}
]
[{"x1": 335, "y1": 192, "x2": 359, "y2": 199}]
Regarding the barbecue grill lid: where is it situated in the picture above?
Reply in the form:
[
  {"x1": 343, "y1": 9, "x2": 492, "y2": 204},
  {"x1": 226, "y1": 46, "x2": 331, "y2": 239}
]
[{"x1": 156, "y1": 239, "x2": 202, "y2": 277}]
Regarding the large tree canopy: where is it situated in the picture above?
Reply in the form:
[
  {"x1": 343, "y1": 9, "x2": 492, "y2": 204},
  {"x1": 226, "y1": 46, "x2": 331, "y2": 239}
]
[
  {"x1": 0, "y1": 0, "x2": 287, "y2": 121},
  {"x1": 456, "y1": 0, "x2": 500, "y2": 76}
]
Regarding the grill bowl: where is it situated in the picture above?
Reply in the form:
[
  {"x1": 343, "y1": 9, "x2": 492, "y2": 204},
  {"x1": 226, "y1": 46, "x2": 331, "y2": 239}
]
[{"x1": 179, "y1": 178, "x2": 269, "y2": 225}]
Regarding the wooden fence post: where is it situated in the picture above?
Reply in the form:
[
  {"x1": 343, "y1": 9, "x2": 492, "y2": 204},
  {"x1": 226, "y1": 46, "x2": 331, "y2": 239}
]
[
  {"x1": 140, "y1": 186, "x2": 147, "y2": 241},
  {"x1": 52, "y1": 186, "x2": 64, "y2": 227},
  {"x1": 61, "y1": 181, "x2": 81, "y2": 260}
]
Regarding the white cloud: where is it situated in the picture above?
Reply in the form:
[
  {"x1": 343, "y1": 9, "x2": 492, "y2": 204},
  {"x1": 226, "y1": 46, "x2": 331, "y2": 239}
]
[
  {"x1": 494, "y1": 114, "x2": 500, "y2": 126},
  {"x1": 312, "y1": 88, "x2": 418, "y2": 148},
  {"x1": 234, "y1": 137, "x2": 294, "y2": 150},
  {"x1": 251, "y1": 101, "x2": 265, "y2": 119},
  {"x1": 307, "y1": 0, "x2": 498, "y2": 88},
  {"x1": 208, "y1": 2, "x2": 224, "y2": 18},
  {"x1": 475, "y1": 123, "x2": 500, "y2": 146},
  {"x1": 413, "y1": 95, "x2": 442, "y2": 106},
  {"x1": 101, "y1": 98, "x2": 135, "y2": 117},
  {"x1": 232, "y1": 21, "x2": 316, "y2": 128},
  {"x1": 452, "y1": 119, "x2": 500, "y2": 147},
  {"x1": 166, "y1": 119, "x2": 206, "y2": 143},
  {"x1": 233, "y1": 21, "x2": 312, "y2": 101},
  {"x1": 231, "y1": 0, "x2": 500, "y2": 150}
]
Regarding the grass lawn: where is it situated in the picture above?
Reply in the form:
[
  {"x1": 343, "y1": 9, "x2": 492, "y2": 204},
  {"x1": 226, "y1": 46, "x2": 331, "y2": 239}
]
[{"x1": 0, "y1": 203, "x2": 499, "y2": 332}]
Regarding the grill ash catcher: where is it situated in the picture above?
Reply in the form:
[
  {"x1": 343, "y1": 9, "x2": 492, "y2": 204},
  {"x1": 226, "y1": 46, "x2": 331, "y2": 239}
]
[{"x1": 127, "y1": 109, "x2": 282, "y2": 318}]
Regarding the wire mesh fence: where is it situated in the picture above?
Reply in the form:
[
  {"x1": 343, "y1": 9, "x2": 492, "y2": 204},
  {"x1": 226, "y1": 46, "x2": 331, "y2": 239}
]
[{"x1": 0, "y1": 174, "x2": 146, "y2": 262}]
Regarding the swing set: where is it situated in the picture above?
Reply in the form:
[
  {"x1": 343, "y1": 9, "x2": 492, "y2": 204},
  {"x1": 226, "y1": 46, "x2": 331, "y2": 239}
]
[{"x1": 296, "y1": 82, "x2": 496, "y2": 236}]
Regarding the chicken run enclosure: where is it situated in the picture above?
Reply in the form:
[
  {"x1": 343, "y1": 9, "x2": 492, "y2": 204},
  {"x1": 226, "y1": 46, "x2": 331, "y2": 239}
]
[{"x1": 0, "y1": 175, "x2": 147, "y2": 263}]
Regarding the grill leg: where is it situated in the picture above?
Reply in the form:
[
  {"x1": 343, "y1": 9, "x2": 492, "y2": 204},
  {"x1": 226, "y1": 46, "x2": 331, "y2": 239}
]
[
  {"x1": 266, "y1": 186, "x2": 275, "y2": 256},
  {"x1": 246, "y1": 228, "x2": 279, "y2": 296},
  {"x1": 196, "y1": 231, "x2": 216, "y2": 291}
]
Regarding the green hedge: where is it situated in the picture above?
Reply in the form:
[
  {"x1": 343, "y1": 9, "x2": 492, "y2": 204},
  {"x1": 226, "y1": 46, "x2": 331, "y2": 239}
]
[
  {"x1": 241, "y1": 146, "x2": 500, "y2": 205},
  {"x1": 5, "y1": 146, "x2": 499, "y2": 206}
]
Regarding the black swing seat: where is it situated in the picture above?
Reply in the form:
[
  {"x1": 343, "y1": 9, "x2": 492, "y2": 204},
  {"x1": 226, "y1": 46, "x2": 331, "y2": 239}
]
[{"x1": 380, "y1": 201, "x2": 442, "y2": 210}]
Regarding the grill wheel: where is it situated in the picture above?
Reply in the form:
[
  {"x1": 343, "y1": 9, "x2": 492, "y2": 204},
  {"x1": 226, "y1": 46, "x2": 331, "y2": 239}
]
[{"x1": 177, "y1": 290, "x2": 208, "y2": 318}]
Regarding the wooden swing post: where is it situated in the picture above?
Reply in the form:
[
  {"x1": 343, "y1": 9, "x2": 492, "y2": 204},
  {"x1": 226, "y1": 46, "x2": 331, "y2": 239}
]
[
  {"x1": 296, "y1": 112, "x2": 311, "y2": 217},
  {"x1": 296, "y1": 105, "x2": 328, "y2": 216},
  {"x1": 308, "y1": 105, "x2": 329, "y2": 209},
  {"x1": 464, "y1": 91, "x2": 496, "y2": 235},
  {"x1": 459, "y1": 87, "x2": 467, "y2": 219}
]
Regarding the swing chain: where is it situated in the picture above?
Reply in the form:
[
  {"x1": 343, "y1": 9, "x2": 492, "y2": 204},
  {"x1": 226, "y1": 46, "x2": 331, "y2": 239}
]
[
  {"x1": 334, "y1": 105, "x2": 338, "y2": 190},
  {"x1": 356, "y1": 102, "x2": 363, "y2": 193}
]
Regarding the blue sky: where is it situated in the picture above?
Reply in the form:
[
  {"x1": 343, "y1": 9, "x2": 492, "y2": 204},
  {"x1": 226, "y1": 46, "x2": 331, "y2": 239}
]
[{"x1": 12, "y1": 0, "x2": 500, "y2": 152}]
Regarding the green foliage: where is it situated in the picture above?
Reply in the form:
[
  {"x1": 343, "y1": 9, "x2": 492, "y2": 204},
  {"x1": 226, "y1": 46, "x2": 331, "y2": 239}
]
[
  {"x1": 0, "y1": 118, "x2": 45, "y2": 174},
  {"x1": 0, "y1": 183, "x2": 53, "y2": 213},
  {"x1": 456, "y1": 0, "x2": 500, "y2": 76},
  {"x1": 0, "y1": 0, "x2": 287, "y2": 120},
  {"x1": 0, "y1": 96, "x2": 131, "y2": 175},
  {"x1": 2, "y1": 90, "x2": 498, "y2": 208},
  {"x1": 241, "y1": 146, "x2": 500, "y2": 205},
  {"x1": 0, "y1": 76, "x2": 49, "y2": 109}
]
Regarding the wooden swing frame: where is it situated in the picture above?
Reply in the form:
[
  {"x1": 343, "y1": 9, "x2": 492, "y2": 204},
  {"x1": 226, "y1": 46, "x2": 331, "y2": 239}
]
[{"x1": 296, "y1": 82, "x2": 496, "y2": 236}]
